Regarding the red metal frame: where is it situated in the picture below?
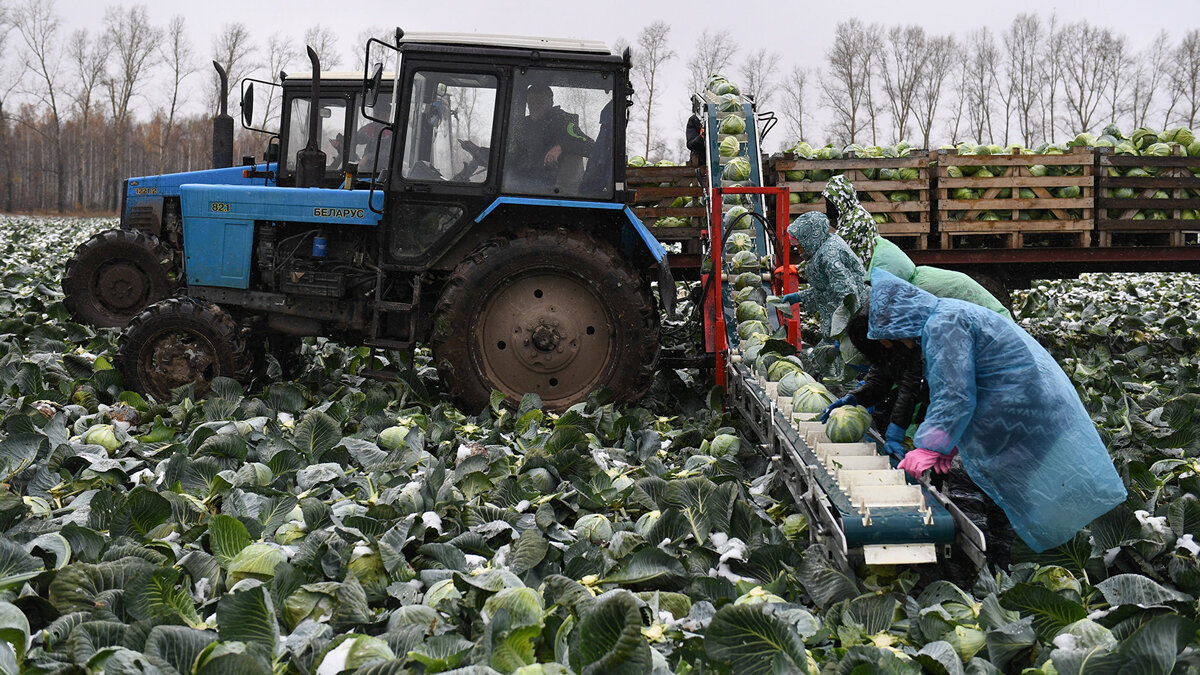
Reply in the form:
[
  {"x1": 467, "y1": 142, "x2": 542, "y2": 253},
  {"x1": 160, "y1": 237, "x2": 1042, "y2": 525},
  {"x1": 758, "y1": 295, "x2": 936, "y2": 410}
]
[{"x1": 705, "y1": 186, "x2": 797, "y2": 388}]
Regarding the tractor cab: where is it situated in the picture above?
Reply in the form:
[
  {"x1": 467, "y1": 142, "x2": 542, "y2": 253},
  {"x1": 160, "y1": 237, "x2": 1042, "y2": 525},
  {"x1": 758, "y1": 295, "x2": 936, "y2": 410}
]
[
  {"x1": 370, "y1": 33, "x2": 632, "y2": 270},
  {"x1": 244, "y1": 72, "x2": 395, "y2": 188}
]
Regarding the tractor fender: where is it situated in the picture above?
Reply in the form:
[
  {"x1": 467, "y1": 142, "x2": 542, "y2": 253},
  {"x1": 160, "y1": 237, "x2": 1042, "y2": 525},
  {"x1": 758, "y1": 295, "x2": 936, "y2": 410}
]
[{"x1": 473, "y1": 197, "x2": 675, "y2": 316}]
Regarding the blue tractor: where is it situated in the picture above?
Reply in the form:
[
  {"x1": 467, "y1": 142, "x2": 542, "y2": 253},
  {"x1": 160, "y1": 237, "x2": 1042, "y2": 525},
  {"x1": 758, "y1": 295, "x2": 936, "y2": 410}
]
[
  {"x1": 62, "y1": 64, "x2": 393, "y2": 327},
  {"x1": 106, "y1": 31, "x2": 669, "y2": 411}
]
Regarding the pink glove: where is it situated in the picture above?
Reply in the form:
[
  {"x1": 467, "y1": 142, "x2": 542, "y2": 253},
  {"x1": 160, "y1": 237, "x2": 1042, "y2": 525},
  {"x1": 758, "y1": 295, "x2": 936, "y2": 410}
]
[{"x1": 897, "y1": 448, "x2": 958, "y2": 478}]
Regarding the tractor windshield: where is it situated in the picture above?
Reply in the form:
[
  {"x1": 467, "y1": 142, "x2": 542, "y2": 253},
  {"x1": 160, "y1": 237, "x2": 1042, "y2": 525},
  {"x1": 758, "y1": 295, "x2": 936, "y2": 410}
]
[
  {"x1": 285, "y1": 97, "x2": 349, "y2": 172},
  {"x1": 401, "y1": 72, "x2": 498, "y2": 184},
  {"x1": 502, "y1": 68, "x2": 615, "y2": 199}
]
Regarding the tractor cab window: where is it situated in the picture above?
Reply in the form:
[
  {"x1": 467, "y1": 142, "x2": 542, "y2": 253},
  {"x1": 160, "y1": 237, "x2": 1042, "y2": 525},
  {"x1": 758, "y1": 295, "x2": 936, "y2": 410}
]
[
  {"x1": 503, "y1": 69, "x2": 615, "y2": 199},
  {"x1": 286, "y1": 97, "x2": 349, "y2": 172},
  {"x1": 349, "y1": 94, "x2": 393, "y2": 174},
  {"x1": 401, "y1": 72, "x2": 498, "y2": 184}
]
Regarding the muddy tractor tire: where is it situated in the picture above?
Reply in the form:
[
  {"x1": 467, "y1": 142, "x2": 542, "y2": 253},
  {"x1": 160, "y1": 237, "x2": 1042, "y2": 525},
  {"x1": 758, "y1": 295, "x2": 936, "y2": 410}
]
[
  {"x1": 118, "y1": 298, "x2": 250, "y2": 401},
  {"x1": 432, "y1": 230, "x2": 660, "y2": 412},
  {"x1": 62, "y1": 228, "x2": 175, "y2": 328}
]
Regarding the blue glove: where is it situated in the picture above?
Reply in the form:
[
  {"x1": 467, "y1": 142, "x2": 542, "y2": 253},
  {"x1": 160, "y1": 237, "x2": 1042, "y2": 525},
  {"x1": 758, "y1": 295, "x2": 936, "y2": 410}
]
[
  {"x1": 884, "y1": 423, "x2": 907, "y2": 459},
  {"x1": 780, "y1": 292, "x2": 801, "y2": 304},
  {"x1": 819, "y1": 394, "x2": 856, "y2": 422}
]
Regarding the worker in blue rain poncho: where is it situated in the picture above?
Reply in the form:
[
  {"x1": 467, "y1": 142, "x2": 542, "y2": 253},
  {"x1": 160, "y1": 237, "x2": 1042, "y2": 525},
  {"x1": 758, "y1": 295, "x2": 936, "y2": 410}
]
[
  {"x1": 867, "y1": 269, "x2": 1127, "y2": 552},
  {"x1": 777, "y1": 211, "x2": 867, "y2": 339},
  {"x1": 823, "y1": 175, "x2": 878, "y2": 268}
]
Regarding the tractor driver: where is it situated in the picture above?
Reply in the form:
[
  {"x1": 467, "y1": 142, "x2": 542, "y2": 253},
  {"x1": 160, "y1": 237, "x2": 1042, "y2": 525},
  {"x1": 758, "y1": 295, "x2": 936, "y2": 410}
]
[{"x1": 505, "y1": 84, "x2": 595, "y2": 191}]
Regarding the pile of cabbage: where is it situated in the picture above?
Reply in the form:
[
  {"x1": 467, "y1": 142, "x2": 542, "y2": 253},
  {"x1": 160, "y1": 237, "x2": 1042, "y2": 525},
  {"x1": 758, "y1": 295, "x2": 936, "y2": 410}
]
[
  {"x1": 1091, "y1": 125, "x2": 1200, "y2": 222},
  {"x1": 780, "y1": 141, "x2": 924, "y2": 224}
]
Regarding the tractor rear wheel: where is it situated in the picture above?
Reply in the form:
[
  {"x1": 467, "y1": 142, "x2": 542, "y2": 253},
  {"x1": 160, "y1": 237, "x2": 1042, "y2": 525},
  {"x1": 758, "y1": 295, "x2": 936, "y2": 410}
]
[
  {"x1": 62, "y1": 228, "x2": 175, "y2": 328},
  {"x1": 433, "y1": 230, "x2": 659, "y2": 412},
  {"x1": 118, "y1": 298, "x2": 250, "y2": 401}
]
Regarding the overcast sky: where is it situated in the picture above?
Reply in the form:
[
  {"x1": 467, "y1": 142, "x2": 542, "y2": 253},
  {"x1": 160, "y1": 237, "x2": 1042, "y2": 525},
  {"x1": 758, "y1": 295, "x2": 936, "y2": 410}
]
[{"x1": 50, "y1": 0, "x2": 1197, "y2": 156}]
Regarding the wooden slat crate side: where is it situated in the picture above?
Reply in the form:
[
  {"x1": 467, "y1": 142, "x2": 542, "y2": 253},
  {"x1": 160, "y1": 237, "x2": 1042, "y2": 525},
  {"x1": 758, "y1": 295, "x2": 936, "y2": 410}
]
[
  {"x1": 934, "y1": 148, "x2": 1095, "y2": 237},
  {"x1": 626, "y1": 166, "x2": 703, "y2": 183},
  {"x1": 1096, "y1": 149, "x2": 1200, "y2": 234},
  {"x1": 772, "y1": 158, "x2": 932, "y2": 226}
]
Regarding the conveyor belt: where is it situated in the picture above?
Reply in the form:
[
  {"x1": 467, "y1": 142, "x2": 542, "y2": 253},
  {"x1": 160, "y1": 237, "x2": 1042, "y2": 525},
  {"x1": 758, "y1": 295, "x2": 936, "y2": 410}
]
[{"x1": 695, "y1": 89, "x2": 985, "y2": 570}]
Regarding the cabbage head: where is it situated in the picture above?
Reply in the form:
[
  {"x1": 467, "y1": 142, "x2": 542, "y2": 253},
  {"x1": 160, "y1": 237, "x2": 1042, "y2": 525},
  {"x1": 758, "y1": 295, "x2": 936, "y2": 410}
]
[
  {"x1": 728, "y1": 250, "x2": 760, "y2": 274},
  {"x1": 1145, "y1": 143, "x2": 1173, "y2": 157},
  {"x1": 719, "y1": 115, "x2": 746, "y2": 135},
  {"x1": 719, "y1": 135, "x2": 741, "y2": 158},
  {"x1": 736, "y1": 300, "x2": 768, "y2": 323},
  {"x1": 724, "y1": 156, "x2": 752, "y2": 182}
]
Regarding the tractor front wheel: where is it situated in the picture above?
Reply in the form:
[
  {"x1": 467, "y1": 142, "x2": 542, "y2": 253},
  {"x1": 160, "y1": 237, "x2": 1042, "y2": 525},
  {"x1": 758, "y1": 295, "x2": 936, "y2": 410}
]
[
  {"x1": 432, "y1": 230, "x2": 659, "y2": 412},
  {"x1": 62, "y1": 228, "x2": 175, "y2": 328},
  {"x1": 118, "y1": 298, "x2": 250, "y2": 401}
]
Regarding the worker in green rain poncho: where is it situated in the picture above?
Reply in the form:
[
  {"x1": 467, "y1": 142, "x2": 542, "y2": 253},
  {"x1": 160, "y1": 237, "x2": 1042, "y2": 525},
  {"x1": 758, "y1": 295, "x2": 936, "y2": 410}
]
[
  {"x1": 823, "y1": 175, "x2": 878, "y2": 269},
  {"x1": 777, "y1": 211, "x2": 867, "y2": 339},
  {"x1": 868, "y1": 269, "x2": 1126, "y2": 553},
  {"x1": 869, "y1": 236, "x2": 1012, "y2": 320}
]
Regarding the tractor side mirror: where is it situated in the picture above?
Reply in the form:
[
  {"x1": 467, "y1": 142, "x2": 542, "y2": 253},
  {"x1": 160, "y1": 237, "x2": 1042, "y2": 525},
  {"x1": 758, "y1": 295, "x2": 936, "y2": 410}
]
[
  {"x1": 241, "y1": 82, "x2": 255, "y2": 127},
  {"x1": 365, "y1": 62, "x2": 384, "y2": 107}
]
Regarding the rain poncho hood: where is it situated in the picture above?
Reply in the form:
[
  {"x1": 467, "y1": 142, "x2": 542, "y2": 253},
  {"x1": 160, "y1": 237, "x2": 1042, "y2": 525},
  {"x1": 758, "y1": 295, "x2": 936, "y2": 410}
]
[
  {"x1": 868, "y1": 269, "x2": 1126, "y2": 552},
  {"x1": 787, "y1": 211, "x2": 867, "y2": 337},
  {"x1": 823, "y1": 175, "x2": 878, "y2": 268}
]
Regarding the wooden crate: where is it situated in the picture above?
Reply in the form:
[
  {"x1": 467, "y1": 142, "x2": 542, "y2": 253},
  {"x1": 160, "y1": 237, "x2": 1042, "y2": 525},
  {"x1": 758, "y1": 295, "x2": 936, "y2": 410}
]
[
  {"x1": 934, "y1": 147, "x2": 1094, "y2": 249},
  {"x1": 769, "y1": 153, "x2": 931, "y2": 249},
  {"x1": 1096, "y1": 148, "x2": 1200, "y2": 247},
  {"x1": 627, "y1": 165, "x2": 707, "y2": 254}
]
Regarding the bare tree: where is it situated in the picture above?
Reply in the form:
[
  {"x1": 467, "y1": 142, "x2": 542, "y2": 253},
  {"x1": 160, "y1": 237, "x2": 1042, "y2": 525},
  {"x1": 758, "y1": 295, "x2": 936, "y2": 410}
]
[
  {"x1": 913, "y1": 34, "x2": 954, "y2": 148},
  {"x1": 1058, "y1": 21, "x2": 1117, "y2": 135},
  {"x1": 1003, "y1": 14, "x2": 1043, "y2": 146},
  {"x1": 264, "y1": 32, "x2": 299, "y2": 125},
  {"x1": 821, "y1": 19, "x2": 876, "y2": 144},
  {"x1": 879, "y1": 25, "x2": 928, "y2": 143},
  {"x1": 686, "y1": 28, "x2": 739, "y2": 94},
  {"x1": 14, "y1": 0, "x2": 65, "y2": 212},
  {"x1": 630, "y1": 21, "x2": 674, "y2": 159},
  {"x1": 1037, "y1": 12, "x2": 1063, "y2": 145},
  {"x1": 353, "y1": 26, "x2": 396, "y2": 71},
  {"x1": 1100, "y1": 34, "x2": 1132, "y2": 129},
  {"x1": 159, "y1": 16, "x2": 195, "y2": 173},
  {"x1": 304, "y1": 24, "x2": 342, "y2": 70},
  {"x1": 944, "y1": 50, "x2": 972, "y2": 143},
  {"x1": 962, "y1": 28, "x2": 1000, "y2": 143},
  {"x1": 738, "y1": 48, "x2": 780, "y2": 107},
  {"x1": 1169, "y1": 29, "x2": 1200, "y2": 128},
  {"x1": 212, "y1": 22, "x2": 256, "y2": 112},
  {"x1": 1130, "y1": 31, "x2": 1171, "y2": 130},
  {"x1": 104, "y1": 4, "x2": 160, "y2": 209},
  {"x1": 779, "y1": 65, "x2": 810, "y2": 142},
  {"x1": 68, "y1": 28, "x2": 108, "y2": 209}
]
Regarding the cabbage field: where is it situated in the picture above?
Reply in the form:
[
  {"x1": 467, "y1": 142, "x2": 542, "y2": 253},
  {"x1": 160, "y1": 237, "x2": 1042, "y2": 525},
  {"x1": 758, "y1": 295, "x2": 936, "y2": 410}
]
[{"x1": 0, "y1": 215, "x2": 1197, "y2": 674}]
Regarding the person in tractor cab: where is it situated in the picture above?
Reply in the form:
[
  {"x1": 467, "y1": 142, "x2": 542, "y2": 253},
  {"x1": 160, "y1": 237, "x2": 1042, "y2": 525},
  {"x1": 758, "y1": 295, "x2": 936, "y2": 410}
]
[
  {"x1": 866, "y1": 268, "x2": 1127, "y2": 554},
  {"x1": 504, "y1": 84, "x2": 595, "y2": 191},
  {"x1": 823, "y1": 175, "x2": 878, "y2": 269},
  {"x1": 776, "y1": 211, "x2": 867, "y2": 342}
]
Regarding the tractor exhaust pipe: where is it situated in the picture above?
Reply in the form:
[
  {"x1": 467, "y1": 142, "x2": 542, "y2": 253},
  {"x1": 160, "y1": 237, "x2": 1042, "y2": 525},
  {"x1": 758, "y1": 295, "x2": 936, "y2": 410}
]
[
  {"x1": 294, "y1": 46, "x2": 326, "y2": 188},
  {"x1": 212, "y1": 61, "x2": 234, "y2": 169}
]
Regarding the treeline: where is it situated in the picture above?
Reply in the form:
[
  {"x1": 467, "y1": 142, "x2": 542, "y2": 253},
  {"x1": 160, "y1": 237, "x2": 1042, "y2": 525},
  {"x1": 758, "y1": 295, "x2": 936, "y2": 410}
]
[
  {"x1": 621, "y1": 14, "x2": 1200, "y2": 159},
  {"x1": 0, "y1": 0, "x2": 388, "y2": 214}
]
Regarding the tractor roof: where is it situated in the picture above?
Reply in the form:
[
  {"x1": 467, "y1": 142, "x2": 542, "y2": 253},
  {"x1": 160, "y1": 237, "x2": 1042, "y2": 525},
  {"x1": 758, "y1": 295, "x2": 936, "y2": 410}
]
[{"x1": 398, "y1": 31, "x2": 611, "y2": 55}]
